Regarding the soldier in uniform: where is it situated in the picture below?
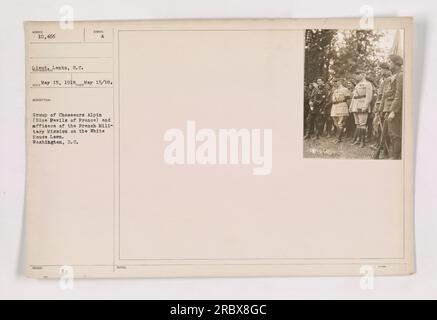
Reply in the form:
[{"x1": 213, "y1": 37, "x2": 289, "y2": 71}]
[
  {"x1": 385, "y1": 54, "x2": 404, "y2": 159},
  {"x1": 330, "y1": 77, "x2": 351, "y2": 144},
  {"x1": 366, "y1": 75, "x2": 378, "y2": 143},
  {"x1": 304, "y1": 82, "x2": 311, "y2": 134},
  {"x1": 315, "y1": 78, "x2": 328, "y2": 138},
  {"x1": 371, "y1": 62, "x2": 392, "y2": 154},
  {"x1": 304, "y1": 78, "x2": 327, "y2": 140},
  {"x1": 323, "y1": 82, "x2": 335, "y2": 137},
  {"x1": 304, "y1": 82, "x2": 318, "y2": 140},
  {"x1": 344, "y1": 79, "x2": 357, "y2": 139},
  {"x1": 349, "y1": 68, "x2": 373, "y2": 147}
]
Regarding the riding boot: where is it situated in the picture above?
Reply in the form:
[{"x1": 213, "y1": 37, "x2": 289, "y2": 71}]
[
  {"x1": 335, "y1": 128, "x2": 344, "y2": 144},
  {"x1": 350, "y1": 128, "x2": 359, "y2": 145},
  {"x1": 314, "y1": 125, "x2": 320, "y2": 140},
  {"x1": 360, "y1": 128, "x2": 366, "y2": 148}
]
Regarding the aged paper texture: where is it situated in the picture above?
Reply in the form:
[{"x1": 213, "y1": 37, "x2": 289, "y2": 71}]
[{"x1": 25, "y1": 18, "x2": 415, "y2": 278}]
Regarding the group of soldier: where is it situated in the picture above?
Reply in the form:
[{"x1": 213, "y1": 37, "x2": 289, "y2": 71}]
[{"x1": 304, "y1": 54, "x2": 404, "y2": 160}]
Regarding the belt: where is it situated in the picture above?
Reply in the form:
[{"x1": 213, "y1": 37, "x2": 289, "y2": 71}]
[
  {"x1": 353, "y1": 95, "x2": 366, "y2": 100},
  {"x1": 333, "y1": 100, "x2": 346, "y2": 105}
]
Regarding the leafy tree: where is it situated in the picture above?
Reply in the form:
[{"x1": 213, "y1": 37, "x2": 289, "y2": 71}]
[
  {"x1": 305, "y1": 29, "x2": 384, "y2": 85},
  {"x1": 304, "y1": 29, "x2": 336, "y2": 84}
]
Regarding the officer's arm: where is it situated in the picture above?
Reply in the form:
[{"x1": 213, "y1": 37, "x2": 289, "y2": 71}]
[
  {"x1": 378, "y1": 81, "x2": 385, "y2": 98},
  {"x1": 391, "y1": 73, "x2": 404, "y2": 115},
  {"x1": 348, "y1": 89, "x2": 354, "y2": 111},
  {"x1": 345, "y1": 89, "x2": 351, "y2": 106},
  {"x1": 319, "y1": 90, "x2": 326, "y2": 104},
  {"x1": 365, "y1": 83, "x2": 373, "y2": 108},
  {"x1": 327, "y1": 92, "x2": 333, "y2": 107},
  {"x1": 380, "y1": 84, "x2": 387, "y2": 111}
]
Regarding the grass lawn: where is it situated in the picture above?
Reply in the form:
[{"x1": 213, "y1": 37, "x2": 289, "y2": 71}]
[{"x1": 303, "y1": 135, "x2": 377, "y2": 159}]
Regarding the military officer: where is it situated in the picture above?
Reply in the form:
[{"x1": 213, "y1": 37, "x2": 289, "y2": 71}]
[
  {"x1": 304, "y1": 82, "x2": 311, "y2": 134},
  {"x1": 371, "y1": 62, "x2": 392, "y2": 154},
  {"x1": 349, "y1": 68, "x2": 373, "y2": 147},
  {"x1": 345, "y1": 79, "x2": 357, "y2": 138},
  {"x1": 384, "y1": 54, "x2": 404, "y2": 159},
  {"x1": 331, "y1": 77, "x2": 351, "y2": 144},
  {"x1": 323, "y1": 82, "x2": 335, "y2": 137},
  {"x1": 304, "y1": 78, "x2": 327, "y2": 140},
  {"x1": 315, "y1": 78, "x2": 328, "y2": 139},
  {"x1": 366, "y1": 76, "x2": 378, "y2": 143},
  {"x1": 304, "y1": 82, "x2": 318, "y2": 140}
]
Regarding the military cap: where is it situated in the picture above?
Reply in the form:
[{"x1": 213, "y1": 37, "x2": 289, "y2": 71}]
[
  {"x1": 348, "y1": 79, "x2": 357, "y2": 86},
  {"x1": 389, "y1": 54, "x2": 404, "y2": 66}
]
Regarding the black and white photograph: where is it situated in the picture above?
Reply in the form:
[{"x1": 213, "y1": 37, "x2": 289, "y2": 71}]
[{"x1": 303, "y1": 29, "x2": 404, "y2": 160}]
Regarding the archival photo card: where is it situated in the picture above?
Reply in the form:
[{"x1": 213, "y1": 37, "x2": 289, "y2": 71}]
[{"x1": 25, "y1": 18, "x2": 415, "y2": 278}]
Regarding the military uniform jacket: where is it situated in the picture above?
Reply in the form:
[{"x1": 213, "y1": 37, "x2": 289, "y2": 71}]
[
  {"x1": 349, "y1": 79, "x2": 373, "y2": 113},
  {"x1": 381, "y1": 72, "x2": 403, "y2": 114},
  {"x1": 375, "y1": 77, "x2": 391, "y2": 113},
  {"x1": 331, "y1": 85, "x2": 350, "y2": 117},
  {"x1": 323, "y1": 89, "x2": 333, "y2": 115},
  {"x1": 309, "y1": 86, "x2": 327, "y2": 114}
]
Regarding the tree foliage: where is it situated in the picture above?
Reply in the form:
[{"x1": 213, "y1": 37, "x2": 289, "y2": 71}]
[{"x1": 305, "y1": 29, "x2": 384, "y2": 85}]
